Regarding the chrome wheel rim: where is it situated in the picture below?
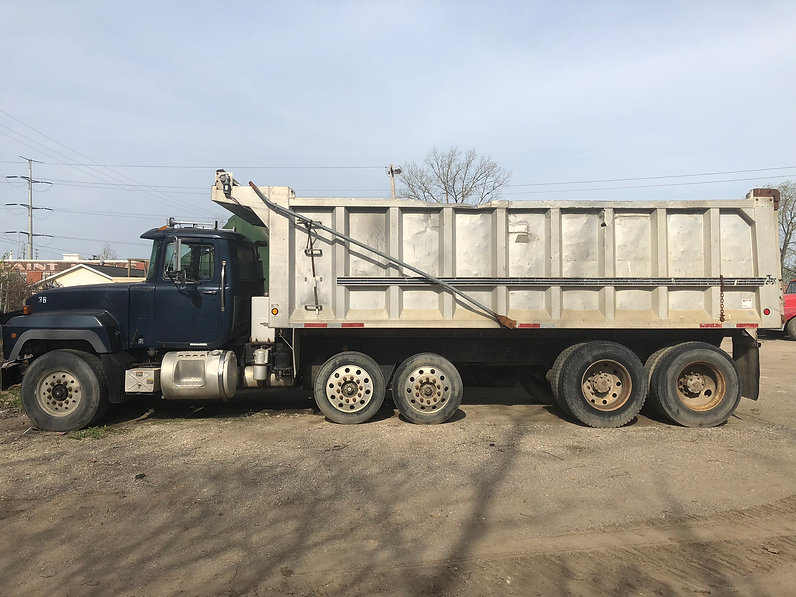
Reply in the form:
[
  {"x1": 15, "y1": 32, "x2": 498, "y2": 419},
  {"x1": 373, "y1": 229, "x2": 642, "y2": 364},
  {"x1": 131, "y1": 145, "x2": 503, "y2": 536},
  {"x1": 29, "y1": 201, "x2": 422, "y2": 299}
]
[
  {"x1": 401, "y1": 365, "x2": 451, "y2": 414},
  {"x1": 324, "y1": 364, "x2": 374, "y2": 413},
  {"x1": 36, "y1": 370, "x2": 82, "y2": 417}
]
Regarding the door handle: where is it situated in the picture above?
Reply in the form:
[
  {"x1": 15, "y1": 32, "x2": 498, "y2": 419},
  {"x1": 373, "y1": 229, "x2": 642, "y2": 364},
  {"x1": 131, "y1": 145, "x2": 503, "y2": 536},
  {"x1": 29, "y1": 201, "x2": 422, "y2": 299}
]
[
  {"x1": 201, "y1": 289, "x2": 218, "y2": 295},
  {"x1": 220, "y1": 260, "x2": 226, "y2": 312}
]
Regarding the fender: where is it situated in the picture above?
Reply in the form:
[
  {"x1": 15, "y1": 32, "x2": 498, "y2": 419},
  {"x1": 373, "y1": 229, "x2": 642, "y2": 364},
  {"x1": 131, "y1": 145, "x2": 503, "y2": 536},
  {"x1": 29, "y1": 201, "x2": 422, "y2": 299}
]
[{"x1": 3, "y1": 310, "x2": 123, "y2": 360}]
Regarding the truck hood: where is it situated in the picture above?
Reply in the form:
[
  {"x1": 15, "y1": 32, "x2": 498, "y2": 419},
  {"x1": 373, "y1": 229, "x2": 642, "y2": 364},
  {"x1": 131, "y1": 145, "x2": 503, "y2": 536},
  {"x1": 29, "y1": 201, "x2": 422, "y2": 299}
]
[{"x1": 27, "y1": 283, "x2": 139, "y2": 314}]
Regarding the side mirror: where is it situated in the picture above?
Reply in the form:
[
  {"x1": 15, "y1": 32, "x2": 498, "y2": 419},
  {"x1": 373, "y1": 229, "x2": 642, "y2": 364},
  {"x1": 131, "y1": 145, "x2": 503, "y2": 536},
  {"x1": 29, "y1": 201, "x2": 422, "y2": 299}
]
[
  {"x1": 165, "y1": 236, "x2": 181, "y2": 281},
  {"x1": 172, "y1": 237, "x2": 182, "y2": 274}
]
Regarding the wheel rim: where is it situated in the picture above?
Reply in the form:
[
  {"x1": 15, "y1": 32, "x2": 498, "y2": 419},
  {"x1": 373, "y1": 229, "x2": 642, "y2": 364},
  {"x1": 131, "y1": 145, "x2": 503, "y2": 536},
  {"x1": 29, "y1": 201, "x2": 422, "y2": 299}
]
[
  {"x1": 400, "y1": 365, "x2": 451, "y2": 414},
  {"x1": 36, "y1": 370, "x2": 82, "y2": 417},
  {"x1": 674, "y1": 361, "x2": 725, "y2": 411},
  {"x1": 324, "y1": 364, "x2": 375, "y2": 413},
  {"x1": 580, "y1": 359, "x2": 632, "y2": 411}
]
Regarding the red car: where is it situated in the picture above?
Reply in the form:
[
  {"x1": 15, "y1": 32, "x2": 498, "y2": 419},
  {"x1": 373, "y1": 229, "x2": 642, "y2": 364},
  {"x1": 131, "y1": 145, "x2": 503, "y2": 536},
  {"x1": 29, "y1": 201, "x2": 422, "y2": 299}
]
[{"x1": 786, "y1": 279, "x2": 796, "y2": 339}]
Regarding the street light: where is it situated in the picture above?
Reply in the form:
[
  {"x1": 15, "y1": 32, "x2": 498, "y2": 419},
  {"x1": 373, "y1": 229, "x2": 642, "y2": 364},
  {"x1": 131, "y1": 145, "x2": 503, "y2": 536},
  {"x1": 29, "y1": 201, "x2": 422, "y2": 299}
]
[{"x1": 386, "y1": 164, "x2": 402, "y2": 199}]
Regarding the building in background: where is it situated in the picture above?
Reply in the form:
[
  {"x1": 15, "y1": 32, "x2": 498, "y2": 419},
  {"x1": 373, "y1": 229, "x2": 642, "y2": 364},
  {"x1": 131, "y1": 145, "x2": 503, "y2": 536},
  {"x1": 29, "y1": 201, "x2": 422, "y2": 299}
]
[
  {"x1": 7, "y1": 254, "x2": 148, "y2": 285},
  {"x1": 34, "y1": 263, "x2": 146, "y2": 287}
]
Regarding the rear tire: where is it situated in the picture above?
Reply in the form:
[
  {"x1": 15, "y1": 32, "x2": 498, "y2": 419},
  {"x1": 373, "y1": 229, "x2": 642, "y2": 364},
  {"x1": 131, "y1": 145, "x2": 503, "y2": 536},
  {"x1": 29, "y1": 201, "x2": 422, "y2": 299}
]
[
  {"x1": 556, "y1": 341, "x2": 647, "y2": 428},
  {"x1": 547, "y1": 343, "x2": 586, "y2": 415},
  {"x1": 648, "y1": 342, "x2": 741, "y2": 427},
  {"x1": 21, "y1": 349, "x2": 109, "y2": 431},
  {"x1": 642, "y1": 345, "x2": 677, "y2": 416},
  {"x1": 313, "y1": 352, "x2": 385, "y2": 424},
  {"x1": 391, "y1": 353, "x2": 463, "y2": 424}
]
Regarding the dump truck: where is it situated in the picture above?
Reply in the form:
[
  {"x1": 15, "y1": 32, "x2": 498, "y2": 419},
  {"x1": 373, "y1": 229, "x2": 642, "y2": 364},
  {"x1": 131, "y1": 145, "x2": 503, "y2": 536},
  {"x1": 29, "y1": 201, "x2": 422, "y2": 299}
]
[{"x1": 0, "y1": 171, "x2": 783, "y2": 430}]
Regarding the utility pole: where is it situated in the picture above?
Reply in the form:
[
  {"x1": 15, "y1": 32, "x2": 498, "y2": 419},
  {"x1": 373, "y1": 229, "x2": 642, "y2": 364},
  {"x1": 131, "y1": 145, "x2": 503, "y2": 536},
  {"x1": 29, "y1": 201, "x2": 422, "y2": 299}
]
[
  {"x1": 26, "y1": 158, "x2": 34, "y2": 260},
  {"x1": 5, "y1": 156, "x2": 51, "y2": 259},
  {"x1": 386, "y1": 164, "x2": 402, "y2": 199}
]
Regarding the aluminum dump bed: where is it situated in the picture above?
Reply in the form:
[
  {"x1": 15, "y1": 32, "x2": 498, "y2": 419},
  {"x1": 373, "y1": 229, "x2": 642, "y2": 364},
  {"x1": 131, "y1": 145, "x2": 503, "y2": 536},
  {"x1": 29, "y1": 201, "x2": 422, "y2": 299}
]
[{"x1": 213, "y1": 176, "x2": 782, "y2": 332}]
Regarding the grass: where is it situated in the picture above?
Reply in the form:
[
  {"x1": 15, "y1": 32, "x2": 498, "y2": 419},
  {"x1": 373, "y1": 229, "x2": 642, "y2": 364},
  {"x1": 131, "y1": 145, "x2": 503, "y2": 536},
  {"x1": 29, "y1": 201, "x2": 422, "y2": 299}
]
[
  {"x1": 0, "y1": 385, "x2": 23, "y2": 413},
  {"x1": 1, "y1": 385, "x2": 122, "y2": 439},
  {"x1": 68, "y1": 425, "x2": 117, "y2": 440},
  {"x1": 0, "y1": 388, "x2": 119, "y2": 438}
]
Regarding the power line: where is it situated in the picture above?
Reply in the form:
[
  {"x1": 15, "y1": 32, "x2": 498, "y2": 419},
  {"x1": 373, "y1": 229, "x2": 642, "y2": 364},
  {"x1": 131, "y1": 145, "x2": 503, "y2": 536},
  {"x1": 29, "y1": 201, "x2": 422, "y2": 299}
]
[
  {"x1": 45, "y1": 178, "x2": 206, "y2": 190},
  {"x1": 44, "y1": 178, "x2": 387, "y2": 194},
  {"x1": 30, "y1": 165, "x2": 796, "y2": 194},
  {"x1": 0, "y1": 124, "x2": 206, "y2": 212},
  {"x1": 56, "y1": 207, "x2": 172, "y2": 219},
  {"x1": 23, "y1": 164, "x2": 796, "y2": 191},
  {"x1": 34, "y1": 162, "x2": 385, "y2": 170},
  {"x1": 46, "y1": 180, "x2": 205, "y2": 195},
  {"x1": 0, "y1": 112, "x2": 217, "y2": 216},
  {"x1": 2, "y1": 109, "x2": 793, "y2": 203},
  {"x1": 49, "y1": 234, "x2": 149, "y2": 246},
  {"x1": 503, "y1": 173, "x2": 796, "y2": 195},
  {"x1": 506, "y1": 166, "x2": 796, "y2": 187}
]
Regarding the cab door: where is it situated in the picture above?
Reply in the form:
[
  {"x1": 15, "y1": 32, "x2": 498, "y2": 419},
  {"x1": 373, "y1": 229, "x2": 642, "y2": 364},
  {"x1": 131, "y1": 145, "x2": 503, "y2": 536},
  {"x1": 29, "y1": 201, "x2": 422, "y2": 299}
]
[{"x1": 154, "y1": 238, "x2": 220, "y2": 347}]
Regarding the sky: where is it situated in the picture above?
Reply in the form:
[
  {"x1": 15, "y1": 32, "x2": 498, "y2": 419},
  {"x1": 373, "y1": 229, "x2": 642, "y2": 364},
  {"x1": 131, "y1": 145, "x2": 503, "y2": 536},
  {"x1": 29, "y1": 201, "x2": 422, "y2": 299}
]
[{"x1": 1, "y1": 0, "x2": 796, "y2": 260}]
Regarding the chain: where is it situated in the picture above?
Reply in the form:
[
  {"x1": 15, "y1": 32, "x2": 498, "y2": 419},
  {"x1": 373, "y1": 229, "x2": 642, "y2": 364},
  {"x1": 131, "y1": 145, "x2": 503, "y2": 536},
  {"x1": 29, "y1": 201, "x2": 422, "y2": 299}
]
[{"x1": 719, "y1": 274, "x2": 725, "y2": 322}]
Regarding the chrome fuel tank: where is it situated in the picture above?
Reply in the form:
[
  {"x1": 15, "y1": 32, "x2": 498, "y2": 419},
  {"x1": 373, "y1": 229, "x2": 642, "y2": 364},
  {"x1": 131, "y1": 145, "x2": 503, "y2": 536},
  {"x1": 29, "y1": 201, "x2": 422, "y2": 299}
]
[{"x1": 161, "y1": 350, "x2": 237, "y2": 399}]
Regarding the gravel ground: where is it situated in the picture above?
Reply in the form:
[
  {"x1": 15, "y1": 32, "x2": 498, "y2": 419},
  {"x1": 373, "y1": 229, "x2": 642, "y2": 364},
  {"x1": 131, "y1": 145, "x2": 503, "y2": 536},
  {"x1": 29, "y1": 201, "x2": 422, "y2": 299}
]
[{"x1": 1, "y1": 335, "x2": 795, "y2": 596}]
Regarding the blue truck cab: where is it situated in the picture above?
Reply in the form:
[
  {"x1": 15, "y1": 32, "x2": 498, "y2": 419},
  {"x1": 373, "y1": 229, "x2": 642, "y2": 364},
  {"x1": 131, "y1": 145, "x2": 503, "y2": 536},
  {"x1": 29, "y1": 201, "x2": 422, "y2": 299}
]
[{"x1": 1, "y1": 224, "x2": 264, "y2": 430}]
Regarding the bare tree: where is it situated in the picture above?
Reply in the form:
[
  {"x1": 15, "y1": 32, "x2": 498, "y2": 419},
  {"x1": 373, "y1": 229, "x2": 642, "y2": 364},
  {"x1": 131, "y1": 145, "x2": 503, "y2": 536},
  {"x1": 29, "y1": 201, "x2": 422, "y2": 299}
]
[
  {"x1": 398, "y1": 147, "x2": 510, "y2": 205},
  {"x1": 776, "y1": 181, "x2": 796, "y2": 282},
  {"x1": 97, "y1": 242, "x2": 118, "y2": 261}
]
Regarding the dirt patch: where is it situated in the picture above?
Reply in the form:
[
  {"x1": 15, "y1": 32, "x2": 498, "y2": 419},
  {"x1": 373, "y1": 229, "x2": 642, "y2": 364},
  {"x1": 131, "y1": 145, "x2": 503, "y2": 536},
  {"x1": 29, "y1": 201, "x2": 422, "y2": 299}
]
[{"x1": 1, "y1": 337, "x2": 795, "y2": 596}]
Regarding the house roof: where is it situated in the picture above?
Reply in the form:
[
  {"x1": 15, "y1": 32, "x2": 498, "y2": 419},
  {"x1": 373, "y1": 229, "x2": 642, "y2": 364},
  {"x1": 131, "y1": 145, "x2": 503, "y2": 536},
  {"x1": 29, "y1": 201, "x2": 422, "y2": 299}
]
[
  {"x1": 36, "y1": 263, "x2": 145, "y2": 285},
  {"x1": 90, "y1": 264, "x2": 146, "y2": 277}
]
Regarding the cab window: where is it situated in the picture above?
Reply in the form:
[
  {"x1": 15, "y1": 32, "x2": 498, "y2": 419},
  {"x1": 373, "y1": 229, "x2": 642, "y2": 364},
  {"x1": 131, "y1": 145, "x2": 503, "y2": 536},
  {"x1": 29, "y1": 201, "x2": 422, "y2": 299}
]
[{"x1": 163, "y1": 240, "x2": 216, "y2": 281}]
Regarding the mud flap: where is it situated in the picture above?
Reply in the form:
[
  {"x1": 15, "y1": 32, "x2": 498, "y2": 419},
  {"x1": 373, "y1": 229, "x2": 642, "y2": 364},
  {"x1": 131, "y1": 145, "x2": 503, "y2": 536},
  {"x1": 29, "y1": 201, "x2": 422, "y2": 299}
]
[
  {"x1": 1, "y1": 360, "x2": 23, "y2": 390},
  {"x1": 732, "y1": 331, "x2": 760, "y2": 400}
]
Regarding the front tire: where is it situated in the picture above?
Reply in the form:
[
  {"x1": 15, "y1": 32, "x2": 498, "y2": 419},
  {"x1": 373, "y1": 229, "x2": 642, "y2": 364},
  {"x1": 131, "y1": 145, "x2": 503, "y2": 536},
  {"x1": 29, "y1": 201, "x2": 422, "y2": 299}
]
[
  {"x1": 313, "y1": 351, "x2": 385, "y2": 424},
  {"x1": 21, "y1": 349, "x2": 109, "y2": 431},
  {"x1": 648, "y1": 342, "x2": 741, "y2": 427}
]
